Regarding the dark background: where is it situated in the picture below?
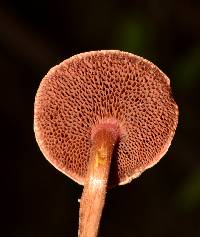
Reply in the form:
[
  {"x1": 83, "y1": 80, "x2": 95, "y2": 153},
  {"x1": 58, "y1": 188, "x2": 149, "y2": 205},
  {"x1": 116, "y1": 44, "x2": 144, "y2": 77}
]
[{"x1": 1, "y1": 0, "x2": 200, "y2": 236}]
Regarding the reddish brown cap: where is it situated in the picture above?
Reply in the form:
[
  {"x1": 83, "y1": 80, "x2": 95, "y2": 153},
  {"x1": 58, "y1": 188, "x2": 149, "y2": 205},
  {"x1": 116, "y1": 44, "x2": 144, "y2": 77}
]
[{"x1": 34, "y1": 50, "x2": 178, "y2": 186}]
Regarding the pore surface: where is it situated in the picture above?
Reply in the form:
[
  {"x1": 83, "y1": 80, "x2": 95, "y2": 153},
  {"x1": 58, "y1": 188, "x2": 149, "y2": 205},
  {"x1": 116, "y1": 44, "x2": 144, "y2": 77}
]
[{"x1": 34, "y1": 50, "x2": 178, "y2": 186}]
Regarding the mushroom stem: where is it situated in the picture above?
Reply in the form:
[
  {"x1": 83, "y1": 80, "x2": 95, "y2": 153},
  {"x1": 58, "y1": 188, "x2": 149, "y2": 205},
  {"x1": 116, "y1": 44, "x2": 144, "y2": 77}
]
[{"x1": 78, "y1": 128, "x2": 119, "y2": 237}]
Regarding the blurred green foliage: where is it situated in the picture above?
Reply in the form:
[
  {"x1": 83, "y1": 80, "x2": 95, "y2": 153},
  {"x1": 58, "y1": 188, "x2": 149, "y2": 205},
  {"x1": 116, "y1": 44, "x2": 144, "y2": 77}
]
[
  {"x1": 175, "y1": 46, "x2": 200, "y2": 90},
  {"x1": 177, "y1": 168, "x2": 200, "y2": 212},
  {"x1": 112, "y1": 15, "x2": 154, "y2": 56}
]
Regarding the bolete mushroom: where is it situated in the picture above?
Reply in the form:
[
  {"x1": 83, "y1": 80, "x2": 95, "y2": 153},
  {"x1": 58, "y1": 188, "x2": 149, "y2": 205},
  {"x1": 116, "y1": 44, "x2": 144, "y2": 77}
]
[{"x1": 34, "y1": 50, "x2": 178, "y2": 237}]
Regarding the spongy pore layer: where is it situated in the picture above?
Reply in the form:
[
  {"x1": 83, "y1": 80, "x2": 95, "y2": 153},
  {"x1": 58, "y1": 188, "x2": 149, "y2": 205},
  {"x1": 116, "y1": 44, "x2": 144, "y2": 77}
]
[{"x1": 34, "y1": 50, "x2": 178, "y2": 186}]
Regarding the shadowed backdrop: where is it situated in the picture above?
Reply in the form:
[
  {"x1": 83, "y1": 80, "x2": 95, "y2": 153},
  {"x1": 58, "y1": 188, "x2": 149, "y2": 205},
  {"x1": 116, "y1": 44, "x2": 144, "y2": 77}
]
[{"x1": 1, "y1": 0, "x2": 199, "y2": 236}]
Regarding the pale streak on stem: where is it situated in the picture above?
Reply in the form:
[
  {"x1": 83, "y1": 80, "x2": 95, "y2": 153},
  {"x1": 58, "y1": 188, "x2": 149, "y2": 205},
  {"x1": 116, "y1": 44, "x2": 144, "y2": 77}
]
[{"x1": 78, "y1": 129, "x2": 118, "y2": 237}]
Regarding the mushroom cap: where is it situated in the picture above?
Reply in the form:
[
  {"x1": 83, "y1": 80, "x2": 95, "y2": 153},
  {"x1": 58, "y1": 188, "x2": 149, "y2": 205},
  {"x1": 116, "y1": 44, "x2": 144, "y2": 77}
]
[{"x1": 34, "y1": 50, "x2": 178, "y2": 187}]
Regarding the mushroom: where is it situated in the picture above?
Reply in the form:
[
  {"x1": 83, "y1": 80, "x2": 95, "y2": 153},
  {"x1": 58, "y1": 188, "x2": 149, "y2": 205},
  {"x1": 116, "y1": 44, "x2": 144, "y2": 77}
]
[{"x1": 34, "y1": 50, "x2": 178, "y2": 237}]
